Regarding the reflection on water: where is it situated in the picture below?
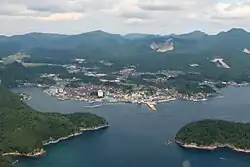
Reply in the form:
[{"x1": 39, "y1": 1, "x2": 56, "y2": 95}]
[{"x1": 182, "y1": 160, "x2": 191, "y2": 167}]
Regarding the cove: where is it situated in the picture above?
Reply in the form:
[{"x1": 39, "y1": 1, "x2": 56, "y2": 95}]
[{"x1": 12, "y1": 86, "x2": 250, "y2": 167}]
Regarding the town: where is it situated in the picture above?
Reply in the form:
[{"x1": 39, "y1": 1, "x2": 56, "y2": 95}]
[
  {"x1": 7, "y1": 57, "x2": 247, "y2": 110},
  {"x1": 38, "y1": 59, "x2": 216, "y2": 110}
]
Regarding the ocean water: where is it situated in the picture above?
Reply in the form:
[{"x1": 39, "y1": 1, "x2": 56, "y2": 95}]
[{"x1": 12, "y1": 86, "x2": 250, "y2": 167}]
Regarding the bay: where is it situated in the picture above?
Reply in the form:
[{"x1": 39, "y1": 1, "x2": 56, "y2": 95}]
[{"x1": 12, "y1": 86, "x2": 250, "y2": 167}]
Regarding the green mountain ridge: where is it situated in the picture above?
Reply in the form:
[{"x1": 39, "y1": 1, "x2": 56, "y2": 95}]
[
  {"x1": 1, "y1": 28, "x2": 250, "y2": 82},
  {"x1": 0, "y1": 28, "x2": 248, "y2": 58}
]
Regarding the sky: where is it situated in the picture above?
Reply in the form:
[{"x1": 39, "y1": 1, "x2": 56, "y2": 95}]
[{"x1": 1, "y1": 0, "x2": 250, "y2": 35}]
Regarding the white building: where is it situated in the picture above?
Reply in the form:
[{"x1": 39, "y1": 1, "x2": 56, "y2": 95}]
[
  {"x1": 58, "y1": 88, "x2": 64, "y2": 93},
  {"x1": 50, "y1": 88, "x2": 58, "y2": 94},
  {"x1": 98, "y1": 90, "x2": 104, "y2": 97}
]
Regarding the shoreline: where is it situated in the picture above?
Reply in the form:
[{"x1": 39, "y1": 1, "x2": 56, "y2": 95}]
[
  {"x1": 43, "y1": 124, "x2": 109, "y2": 146},
  {"x1": 41, "y1": 86, "x2": 220, "y2": 105},
  {"x1": 153, "y1": 98, "x2": 177, "y2": 104},
  {"x1": 175, "y1": 140, "x2": 250, "y2": 153},
  {"x1": 2, "y1": 124, "x2": 109, "y2": 157},
  {"x1": 56, "y1": 96, "x2": 178, "y2": 105},
  {"x1": 2, "y1": 148, "x2": 46, "y2": 157},
  {"x1": 46, "y1": 91, "x2": 213, "y2": 105}
]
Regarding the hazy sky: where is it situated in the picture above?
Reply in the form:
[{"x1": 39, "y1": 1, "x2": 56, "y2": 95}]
[{"x1": 1, "y1": 0, "x2": 250, "y2": 35}]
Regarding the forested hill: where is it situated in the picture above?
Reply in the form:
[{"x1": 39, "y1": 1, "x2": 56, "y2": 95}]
[
  {"x1": 1, "y1": 29, "x2": 250, "y2": 79},
  {"x1": 175, "y1": 120, "x2": 250, "y2": 149},
  {"x1": 1, "y1": 28, "x2": 250, "y2": 62},
  {"x1": 0, "y1": 85, "x2": 108, "y2": 167}
]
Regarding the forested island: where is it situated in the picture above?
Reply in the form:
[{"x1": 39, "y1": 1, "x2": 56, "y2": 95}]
[
  {"x1": 175, "y1": 120, "x2": 250, "y2": 153},
  {"x1": 0, "y1": 85, "x2": 109, "y2": 167}
]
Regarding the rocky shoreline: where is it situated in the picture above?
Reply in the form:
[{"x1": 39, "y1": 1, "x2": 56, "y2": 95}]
[
  {"x1": 2, "y1": 124, "x2": 109, "y2": 157},
  {"x1": 43, "y1": 124, "x2": 109, "y2": 146},
  {"x1": 176, "y1": 140, "x2": 250, "y2": 153},
  {"x1": 2, "y1": 148, "x2": 46, "y2": 157}
]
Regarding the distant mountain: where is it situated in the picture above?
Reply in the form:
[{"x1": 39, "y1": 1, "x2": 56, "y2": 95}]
[
  {"x1": 0, "y1": 28, "x2": 250, "y2": 83},
  {"x1": 0, "y1": 28, "x2": 250, "y2": 71},
  {"x1": 17, "y1": 32, "x2": 67, "y2": 39},
  {"x1": 61, "y1": 30, "x2": 124, "y2": 49},
  {"x1": 173, "y1": 30, "x2": 207, "y2": 40},
  {"x1": 77, "y1": 30, "x2": 121, "y2": 39},
  {"x1": 218, "y1": 28, "x2": 249, "y2": 36},
  {"x1": 124, "y1": 33, "x2": 157, "y2": 40},
  {"x1": 0, "y1": 28, "x2": 247, "y2": 55},
  {"x1": 201, "y1": 28, "x2": 250, "y2": 55}
]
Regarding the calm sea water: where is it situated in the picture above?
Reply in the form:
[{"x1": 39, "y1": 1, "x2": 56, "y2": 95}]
[{"x1": 12, "y1": 87, "x2": 250, "y2": 167}]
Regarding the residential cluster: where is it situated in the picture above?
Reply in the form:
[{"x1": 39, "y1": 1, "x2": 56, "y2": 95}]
[
  {"x1": 45, "y1": 84, "x2": 179, "y2": 104},
  {"x1": 20, "y1": 58, "x2": 248, "y2": 107}
]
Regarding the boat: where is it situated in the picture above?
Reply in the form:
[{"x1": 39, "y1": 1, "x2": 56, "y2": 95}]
[
  {"x1": 145, "y1": 102, "x2": 156, "y2": 111},
  {"x1": 84, "y1": 104, "x2": 103, "y2": 108},
  {"x1": 193, "y1": 98, "x2": 207, "y2": 102},
  {"x1": 58, "y1": 97, "x2": 66, "y2": 101},
  {"x1": 197, "y1": 98, "x2": 207, "y2": 102},
  {"x1": 136, "y1": 101, "x2": 142, "y2": 106},
  {"x1": 12, "y1": 160, "x2": 19, "y2": 165},
  {"x1": 164, "y1": 140, "x2": 173, "y2": 146}
]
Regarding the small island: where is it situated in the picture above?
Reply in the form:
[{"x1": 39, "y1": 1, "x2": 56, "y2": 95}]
[
  {"x1": 0, "y1": 85, "x2": 109, "y2": 167},
  {"x1": 175, "y1": 119, "x2": 250, "y2": 153}
]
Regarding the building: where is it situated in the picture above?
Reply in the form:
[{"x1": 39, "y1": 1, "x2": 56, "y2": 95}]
[
  {"x1": 50, "y1": 88, "x2": 58, "y2": 95},
  {"x1": 98, "y1": 90, "x2": 104, "y2": 98},
  {"x1": 58, "y1": 88, "x2": 64, "y2": 93}
]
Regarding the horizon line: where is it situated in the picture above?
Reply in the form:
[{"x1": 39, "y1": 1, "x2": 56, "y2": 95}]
[{"x1": 0, "y1": 27, "x2": 248, "y2": 37}]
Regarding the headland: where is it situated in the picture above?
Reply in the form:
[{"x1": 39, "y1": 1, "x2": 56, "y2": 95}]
[{"x1": 175, "y1": 119, "x2": 250, "y2": 154}]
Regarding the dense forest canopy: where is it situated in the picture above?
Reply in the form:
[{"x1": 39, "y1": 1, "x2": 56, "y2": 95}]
[
  {"x1": 0, "y1": 62, "x2": 67, "y2": 87},
  {"x1": 0, "y1": 85, "x2": 108, "y2": 167},
  {"x1": 175, "y1": 120, "x2": 250, "y2": 149}
]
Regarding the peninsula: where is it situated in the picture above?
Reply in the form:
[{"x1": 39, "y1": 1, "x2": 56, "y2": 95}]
[
  {"x1": 175, "y1": 119, "x2": 250, "y2": 153},
  {"x1": 0, "y1": 85, "x2": 109, "y2": 167}
]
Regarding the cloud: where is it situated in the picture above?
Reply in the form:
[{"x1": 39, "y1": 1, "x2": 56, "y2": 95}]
[
  {"x1": 137, "y1": 0, "x2": 197, "y2": 11},
  {"x1": 125, "y1": 18, "x2": 149, "y2": 24},
  {"x1": 0, "y1": 1, "x2": 87, "y2": 21},
  {"x1": 39, "y1": 12, "x2": 84, "y2": 21},
  {"x1": 104, "y1": 0, "x2": 153, "y2": 23},
  {"x1": 138, "y1": 3, "x2": 183, "y2": 11},
  {"x1": 0, "y1": 0, "x2": 250, "y2": 35},
  {"x1": 26, "y1": 0, "x2": 115, "y2": 13},
  {"x1": 26, "y1": 1, "x2": 86, "y2": 14},
  {"x1": 28, "y1": 5, "x2": 70, "y2": 13},
  {"x1": 210, "y1": 2, "x2": 250, "y2": 20},
  {"x1": 0, "y1": 3, "x2": 33, "y2": 16},
  {"x1": 120, "y1": 11, "x2": 151, "y2": 20}
]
